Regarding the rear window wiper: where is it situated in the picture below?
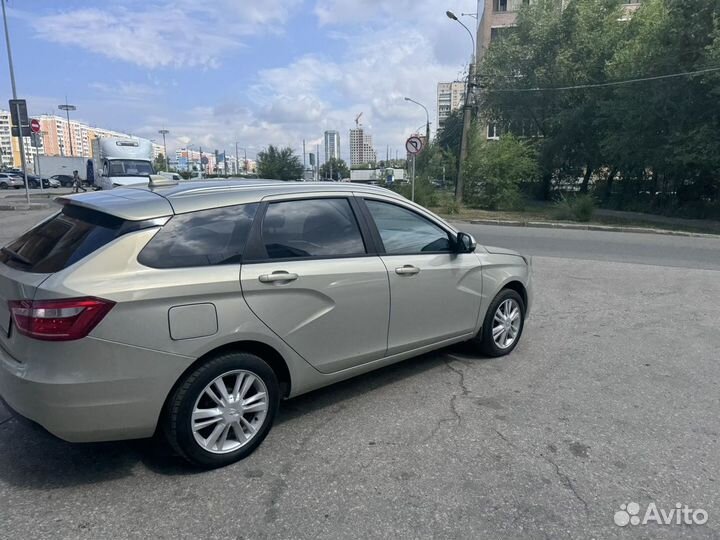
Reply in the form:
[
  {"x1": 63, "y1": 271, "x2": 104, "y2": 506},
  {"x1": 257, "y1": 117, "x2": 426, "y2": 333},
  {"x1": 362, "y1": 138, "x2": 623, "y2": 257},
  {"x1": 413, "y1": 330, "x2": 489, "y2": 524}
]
[{"x1": 1, "y1": 246, "x2": 32, "y2": 266}]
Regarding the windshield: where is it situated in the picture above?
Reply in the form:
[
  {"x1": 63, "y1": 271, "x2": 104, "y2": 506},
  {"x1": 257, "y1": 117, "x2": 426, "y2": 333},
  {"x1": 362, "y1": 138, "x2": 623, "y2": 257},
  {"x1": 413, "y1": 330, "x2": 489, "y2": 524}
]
[{"x1": 108, "y1": 159, "x2": 154, "y2": 177}]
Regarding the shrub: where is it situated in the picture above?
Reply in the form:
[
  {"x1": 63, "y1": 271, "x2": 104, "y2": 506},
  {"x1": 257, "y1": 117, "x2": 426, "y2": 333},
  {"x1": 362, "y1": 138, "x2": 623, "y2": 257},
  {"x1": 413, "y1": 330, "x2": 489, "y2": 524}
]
[
  {"x1": 552, "y1": 194, "x2": 596, "y2": 222},
  {"x1": 390, "y1": 177, "x2": 437, "y2": 208},
  {"x1": 463, "y1": 131, "x2": 537, "y2": 210}
]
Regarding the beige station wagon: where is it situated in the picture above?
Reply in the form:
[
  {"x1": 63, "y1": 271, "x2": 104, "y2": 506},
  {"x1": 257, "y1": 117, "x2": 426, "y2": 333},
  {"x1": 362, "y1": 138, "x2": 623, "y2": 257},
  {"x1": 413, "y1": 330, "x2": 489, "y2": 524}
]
[{"x1": 0, "y1": 179, "x2": 532, "y2": 468}]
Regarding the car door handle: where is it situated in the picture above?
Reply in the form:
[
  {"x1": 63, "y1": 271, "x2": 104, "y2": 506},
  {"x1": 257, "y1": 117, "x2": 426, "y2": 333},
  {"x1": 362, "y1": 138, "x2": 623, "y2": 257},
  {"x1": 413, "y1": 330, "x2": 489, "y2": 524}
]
[
  {"x1": 395, "y1": 265, "x2": 421, "y2": 276},
  {"x1": 258, "y1": 272, "x2": 299, "y2": 283}
]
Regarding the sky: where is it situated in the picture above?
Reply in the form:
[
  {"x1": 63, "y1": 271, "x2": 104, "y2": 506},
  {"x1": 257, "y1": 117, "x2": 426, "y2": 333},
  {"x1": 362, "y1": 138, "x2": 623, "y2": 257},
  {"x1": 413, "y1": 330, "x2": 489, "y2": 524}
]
[{"x1": 1, "y1": 0, "x2": 478, "y2": 162}]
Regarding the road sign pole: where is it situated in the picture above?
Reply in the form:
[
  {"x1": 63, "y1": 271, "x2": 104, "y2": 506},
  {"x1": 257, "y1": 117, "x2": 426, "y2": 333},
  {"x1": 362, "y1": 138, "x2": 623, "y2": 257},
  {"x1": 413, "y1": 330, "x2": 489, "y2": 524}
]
[
  {"x1": 35, "y1": 134, "x2": 43, "y2": 192},
  {"x1": 14, "y1": 101, "x2": 30, "y2": 204},
  {"x1": 412, "y1": 154, "x2": 416, "y2": 202}
]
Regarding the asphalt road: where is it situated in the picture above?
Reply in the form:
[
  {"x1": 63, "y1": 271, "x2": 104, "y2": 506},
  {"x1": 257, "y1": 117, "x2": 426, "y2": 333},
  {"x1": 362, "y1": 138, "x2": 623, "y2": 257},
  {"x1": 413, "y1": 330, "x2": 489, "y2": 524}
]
[
  {"x1": 456, "y1": 222, "x2": 720, "y2": 271},
  {"x1": 1, "y1": 209, "x2": 719, "y2": 539}
]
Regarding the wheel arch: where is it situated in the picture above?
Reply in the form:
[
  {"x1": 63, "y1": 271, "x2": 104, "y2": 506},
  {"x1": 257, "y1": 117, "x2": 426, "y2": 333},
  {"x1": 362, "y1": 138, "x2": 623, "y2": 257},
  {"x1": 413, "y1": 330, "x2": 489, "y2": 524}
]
[
  {"x1": 501, "y1": 280, "x2": 528, "y2": 311},
  {"x1": 161, "y1": 340, "x2": 293, "y2": 423}
]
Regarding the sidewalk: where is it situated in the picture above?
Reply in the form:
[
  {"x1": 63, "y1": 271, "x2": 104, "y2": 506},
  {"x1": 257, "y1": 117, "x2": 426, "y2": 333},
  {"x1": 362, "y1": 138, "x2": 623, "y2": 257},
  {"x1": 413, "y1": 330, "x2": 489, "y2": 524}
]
[{"x1": 0, "y1": 189, "x2": 73, "y2": 210}]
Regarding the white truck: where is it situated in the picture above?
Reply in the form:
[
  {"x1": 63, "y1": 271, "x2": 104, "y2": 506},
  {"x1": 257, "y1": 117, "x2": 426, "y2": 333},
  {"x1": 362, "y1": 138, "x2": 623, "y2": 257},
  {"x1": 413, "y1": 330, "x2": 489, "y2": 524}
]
[
  {"x1": 92, "y1": 136, "x2": 155, "y2": 190},
  {"x1": 37, "y1": 156, "x2": 87, "y2": 183}
]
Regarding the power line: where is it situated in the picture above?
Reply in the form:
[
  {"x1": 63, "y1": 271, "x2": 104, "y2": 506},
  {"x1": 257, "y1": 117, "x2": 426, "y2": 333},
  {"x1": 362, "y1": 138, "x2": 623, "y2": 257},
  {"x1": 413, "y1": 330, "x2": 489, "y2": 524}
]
[{"x1": 488, "y1": 65, "x2": 720, "y2": 93}]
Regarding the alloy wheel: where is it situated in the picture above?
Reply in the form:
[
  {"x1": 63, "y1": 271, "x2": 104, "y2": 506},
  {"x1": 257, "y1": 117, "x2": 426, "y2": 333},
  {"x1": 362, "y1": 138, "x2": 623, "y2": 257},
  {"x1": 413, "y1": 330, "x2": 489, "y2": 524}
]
[
  {"x1": 492, "y1": 298, "x2": 522, "y2": 350},
  {"x1": 191, "y1": 370, "x2": 268, "y2": 454}
]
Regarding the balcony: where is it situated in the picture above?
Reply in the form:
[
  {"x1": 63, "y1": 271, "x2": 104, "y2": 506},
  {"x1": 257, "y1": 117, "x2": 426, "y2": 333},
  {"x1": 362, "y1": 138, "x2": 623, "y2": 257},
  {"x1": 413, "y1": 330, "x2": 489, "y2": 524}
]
[{"x1": 493, "y1": 0, "x2": 530, "y2": 13}]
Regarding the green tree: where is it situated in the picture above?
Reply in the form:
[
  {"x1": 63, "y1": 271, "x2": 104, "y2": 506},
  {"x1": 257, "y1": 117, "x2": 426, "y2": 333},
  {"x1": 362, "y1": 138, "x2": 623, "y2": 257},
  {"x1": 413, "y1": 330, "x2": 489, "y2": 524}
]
[
  {"x1": 464, "y1": 132, "x2": 538, "y2": 210},
  {"x1": 256, "y1": 146, "x2": 304, "y2": 181},
  {"x1": 319, "y1": 158, "x2": 350, "y2": 180},
  {"x1": 153, "y1": 153, "x2": 166, "y2": 172}
]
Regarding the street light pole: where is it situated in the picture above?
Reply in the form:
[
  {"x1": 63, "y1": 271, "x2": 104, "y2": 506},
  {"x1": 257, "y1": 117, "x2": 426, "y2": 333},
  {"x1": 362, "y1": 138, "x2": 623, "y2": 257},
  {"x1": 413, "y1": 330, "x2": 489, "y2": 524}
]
[
  {"x1": 58, "y1": 99, "x2": 77, "y2": 157},
  {"x1": 2, "y1": 0, "x2": 30, "y2": 204},
  {"x1": 158, "y1": 129, "x2": 169, "y2": 171},
  {"x1": 404, "y1": 97, "x2": 431, "y2": 144},
  {"x1": 447, "y1": 10, "x2": 477, "y2": 203}
]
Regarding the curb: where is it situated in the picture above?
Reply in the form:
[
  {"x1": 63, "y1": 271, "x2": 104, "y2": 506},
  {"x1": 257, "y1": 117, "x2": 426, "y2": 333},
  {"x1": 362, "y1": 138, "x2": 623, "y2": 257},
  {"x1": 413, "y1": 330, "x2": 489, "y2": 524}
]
[{"x1": 451, "y1": 218, "x2": 720, "y2": 239}]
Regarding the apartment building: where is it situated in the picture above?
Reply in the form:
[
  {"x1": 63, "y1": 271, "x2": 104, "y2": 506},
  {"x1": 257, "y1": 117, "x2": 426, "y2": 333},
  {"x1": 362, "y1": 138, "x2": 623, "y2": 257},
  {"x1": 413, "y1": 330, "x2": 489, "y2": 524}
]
[
  {"x1": 349, "y1": 128, "x2": 376, "y2": 167},
  {"x1": 38, "y1": 115, "x2": 145, "y2": 159},
  {"x1": 437, "y1": 82, "x2": 467, "y2": 134},
  {"x1": 0, "y1": 109, "x2": 43, "y2": 171}
]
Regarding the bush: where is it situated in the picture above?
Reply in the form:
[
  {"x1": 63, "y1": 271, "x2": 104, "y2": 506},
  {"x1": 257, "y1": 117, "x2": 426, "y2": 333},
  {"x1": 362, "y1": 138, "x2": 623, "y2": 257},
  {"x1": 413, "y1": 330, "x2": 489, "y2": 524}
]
[
  {"x1": 444, "y1": 198, "x2": 461, "y2": 215},
  {"x1": 552, "y1": 194, "x2": 596, "y2": 222},
  {"x1": 390, "y1": 177, "x2": 438, "y2": 208},
  {"x1": 463, "y1": 131, "x2": 537, "y2": 210}
]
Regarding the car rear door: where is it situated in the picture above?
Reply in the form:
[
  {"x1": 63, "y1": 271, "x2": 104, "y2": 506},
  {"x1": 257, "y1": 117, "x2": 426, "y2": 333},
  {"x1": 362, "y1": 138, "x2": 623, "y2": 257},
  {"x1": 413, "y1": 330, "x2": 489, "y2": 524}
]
[
  {"x1": 359, "y1": 197, "x2": 483, "y2": 356},
  {"x1": 241, "y1": 196, "x2": 390, "y2": 374}
]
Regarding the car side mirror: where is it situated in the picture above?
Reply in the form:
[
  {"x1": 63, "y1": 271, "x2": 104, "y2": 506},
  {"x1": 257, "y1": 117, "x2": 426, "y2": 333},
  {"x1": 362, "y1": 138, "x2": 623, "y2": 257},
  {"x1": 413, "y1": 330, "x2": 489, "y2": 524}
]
[{"x1": 456, "y1": 232, "x2": 477, "y2": 253}]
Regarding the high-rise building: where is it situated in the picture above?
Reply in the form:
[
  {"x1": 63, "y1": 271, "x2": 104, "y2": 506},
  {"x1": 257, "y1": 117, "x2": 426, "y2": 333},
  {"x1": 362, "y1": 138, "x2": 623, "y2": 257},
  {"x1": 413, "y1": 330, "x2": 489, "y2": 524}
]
[
  {"x1": 349, "y1": 128, "x2": 376, "y2": 167},
  {"x1": 324, "y1": 130, "x2": 341, "y2": 162},
  {"x1": 437, "y1": 82, "x2": 467, "y2": 134}
]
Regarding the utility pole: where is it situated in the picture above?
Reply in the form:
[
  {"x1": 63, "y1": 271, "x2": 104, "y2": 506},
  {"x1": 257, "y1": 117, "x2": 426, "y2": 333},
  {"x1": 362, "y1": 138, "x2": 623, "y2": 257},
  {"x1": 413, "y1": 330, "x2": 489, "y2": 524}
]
[
  {"x1": 158, "y1": 129, "x2": 169, "y2": 171},
  {"x1": 235, "y1": 142, "x2": 240, "y2": 175},
  {"x1": 2, "y1": 0, "x2": 30, "y2": 204},
  {"x1": 58, "y1": 98, "x2": 77, "y2": 157},
  {"x1": 456, "y1": 61, "x2": 474, "y2": 203}
]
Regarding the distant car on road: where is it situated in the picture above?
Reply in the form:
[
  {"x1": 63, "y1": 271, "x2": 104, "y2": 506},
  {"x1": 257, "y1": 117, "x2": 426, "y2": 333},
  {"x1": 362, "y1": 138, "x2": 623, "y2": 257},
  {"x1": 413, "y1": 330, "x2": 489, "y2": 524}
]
[
  {"x1": 50, "y1": 174, "x2": 75, "y2": 188},
  {"x1": 0, "y1": 180, "x2": 532, "y2": 468},
  {"x1": 0, "y1": 173, "x2": 24, "y2": 189}
]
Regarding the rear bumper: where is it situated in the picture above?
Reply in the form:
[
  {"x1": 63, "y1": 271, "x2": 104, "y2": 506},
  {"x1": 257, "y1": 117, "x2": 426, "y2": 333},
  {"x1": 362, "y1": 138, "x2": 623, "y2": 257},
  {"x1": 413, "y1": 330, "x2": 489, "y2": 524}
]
[{"x1": 0, "y1": 338, "x2": 193, "y2": 443}]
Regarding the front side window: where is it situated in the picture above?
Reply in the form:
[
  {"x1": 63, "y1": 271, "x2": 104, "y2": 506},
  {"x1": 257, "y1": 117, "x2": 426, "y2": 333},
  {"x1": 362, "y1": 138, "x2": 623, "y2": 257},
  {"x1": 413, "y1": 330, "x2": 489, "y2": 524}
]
[
  {"x1": 259, "y1": 198, "x2": 366, "y2": 260},
  {"x1": 138, "y1": 204, "x2": 258, "y2": 268},
  {"x1": 365, "y1": 200, "x2": 452, "y2": 254}
]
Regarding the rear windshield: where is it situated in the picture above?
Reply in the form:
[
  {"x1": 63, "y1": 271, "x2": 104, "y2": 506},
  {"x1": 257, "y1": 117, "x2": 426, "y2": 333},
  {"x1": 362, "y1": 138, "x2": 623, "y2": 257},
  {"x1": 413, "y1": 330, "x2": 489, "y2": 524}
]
[{"x1": 0, "y1": 206, "x2": 130, "y2": 273}]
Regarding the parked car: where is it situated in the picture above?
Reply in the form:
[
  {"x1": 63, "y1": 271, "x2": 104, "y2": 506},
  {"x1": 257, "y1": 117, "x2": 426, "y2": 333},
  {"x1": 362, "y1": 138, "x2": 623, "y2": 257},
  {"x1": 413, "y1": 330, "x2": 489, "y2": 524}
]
[
  {"x1": 0, "y1": 173, "x2": 24, "y2": 189},
  {"x1": 50, "y1": 174, "x2": 75, "y2": 187},
  {"x1": 25, "y1": 175, "x2": 60, "y2": 189},
  {"x1": 0, "y1": 180, "x2": 532, "y2": 468}
]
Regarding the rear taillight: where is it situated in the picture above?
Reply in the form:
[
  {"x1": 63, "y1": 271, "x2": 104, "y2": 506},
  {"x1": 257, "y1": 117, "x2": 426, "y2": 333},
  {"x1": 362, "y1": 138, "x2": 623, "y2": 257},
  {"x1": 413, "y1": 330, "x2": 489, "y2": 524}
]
[{"x1": 8, "y1": 298, "x2": 115, "y2": 341}]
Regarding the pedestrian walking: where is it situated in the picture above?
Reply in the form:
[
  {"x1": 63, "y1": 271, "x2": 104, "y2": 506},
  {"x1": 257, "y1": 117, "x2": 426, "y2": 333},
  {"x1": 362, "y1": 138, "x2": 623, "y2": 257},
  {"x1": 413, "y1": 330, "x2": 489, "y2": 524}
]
[{"x1": 72, "y1": 170, "x2": 86, "y2": 193}]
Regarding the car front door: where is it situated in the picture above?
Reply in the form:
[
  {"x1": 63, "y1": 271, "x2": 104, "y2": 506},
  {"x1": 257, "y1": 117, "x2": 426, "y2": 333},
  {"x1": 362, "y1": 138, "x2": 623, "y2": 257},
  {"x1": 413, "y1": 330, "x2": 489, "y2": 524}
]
[
  {"x1": 360, "y1": 198, "x2": 483, "y2": 356},
  {"x1": 241, "y1": 197, "x2": 390, "y2": 374}
]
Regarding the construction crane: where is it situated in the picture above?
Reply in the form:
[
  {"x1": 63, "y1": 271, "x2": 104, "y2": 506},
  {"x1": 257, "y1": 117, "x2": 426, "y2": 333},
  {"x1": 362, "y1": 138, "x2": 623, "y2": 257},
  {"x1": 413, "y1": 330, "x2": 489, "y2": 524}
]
[{"x1": 355, "y1": 112, "x2": 363, "y2": 128}]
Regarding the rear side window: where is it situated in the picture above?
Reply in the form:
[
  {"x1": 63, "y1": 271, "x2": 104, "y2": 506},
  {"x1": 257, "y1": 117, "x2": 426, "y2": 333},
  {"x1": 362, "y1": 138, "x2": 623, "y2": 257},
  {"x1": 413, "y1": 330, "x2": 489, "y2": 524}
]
[
  {"x1": 0, "y1": 206, "x2": 130, "y2": 273},
  {"x1": 138, "y1": 204, "x2": 258, "y2": 268},
  {"x1": 258, "y1": 198, "x2": 366, "y2": 260}
]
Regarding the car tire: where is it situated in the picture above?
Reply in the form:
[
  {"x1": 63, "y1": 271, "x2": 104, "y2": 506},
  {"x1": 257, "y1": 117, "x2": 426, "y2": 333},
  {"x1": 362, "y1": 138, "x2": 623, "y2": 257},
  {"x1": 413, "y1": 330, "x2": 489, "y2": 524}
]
[
  {"x1": 478, "y1": 289, "x2": 526, "y2": 358},
  {"x1": 164, "y1": 352, "x2": 279, "y2": 469},
  {"x1": 0, "y1": 182, "x2": 7, "y2": 190}
]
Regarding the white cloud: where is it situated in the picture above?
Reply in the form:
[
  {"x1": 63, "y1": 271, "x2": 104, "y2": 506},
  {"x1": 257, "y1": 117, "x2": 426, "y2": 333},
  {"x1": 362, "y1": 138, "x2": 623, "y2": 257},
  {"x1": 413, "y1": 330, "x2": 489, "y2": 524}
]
[{"x1": 30, "y1": 0, "x2": 301, "y2": 69}]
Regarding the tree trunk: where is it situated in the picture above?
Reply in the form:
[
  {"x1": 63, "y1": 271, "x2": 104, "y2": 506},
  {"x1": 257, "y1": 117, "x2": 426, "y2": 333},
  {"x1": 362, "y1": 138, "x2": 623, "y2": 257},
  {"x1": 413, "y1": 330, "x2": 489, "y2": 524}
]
[
  {"x1": 580, "y1": 163, "x2": 593, "y2": 194},
  {"x1": 541, "y1": 172, "x2": 553, "y2": 201},
  {"x1": 604, "y1": 167, "x2": 617, "y2": 203}
]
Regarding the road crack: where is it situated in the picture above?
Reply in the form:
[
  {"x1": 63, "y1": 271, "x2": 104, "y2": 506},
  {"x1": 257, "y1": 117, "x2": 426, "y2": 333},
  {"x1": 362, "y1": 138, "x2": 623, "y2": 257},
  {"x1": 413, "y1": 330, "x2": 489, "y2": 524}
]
[
  {"x1": 544, "y1": 456, "x2": 590, "y2": 515},
  {"x1": 494, "y1": 429, "x2": 589, "y2": 515}
]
